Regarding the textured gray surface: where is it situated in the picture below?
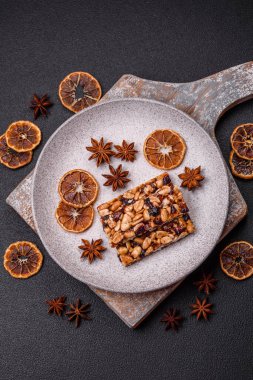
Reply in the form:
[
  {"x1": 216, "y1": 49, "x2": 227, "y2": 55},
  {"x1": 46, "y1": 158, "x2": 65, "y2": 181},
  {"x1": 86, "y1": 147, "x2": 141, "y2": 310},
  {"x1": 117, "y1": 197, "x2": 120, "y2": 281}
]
[
  {"x1": 1, "y1": 1, "x2": 253, "y2": 379},
  {"x1": 7, "y1": 61, "x2": 250, "y2": 324},
  {"x1": 32, "y1": 98, "x2": 229, "y2": 293}
]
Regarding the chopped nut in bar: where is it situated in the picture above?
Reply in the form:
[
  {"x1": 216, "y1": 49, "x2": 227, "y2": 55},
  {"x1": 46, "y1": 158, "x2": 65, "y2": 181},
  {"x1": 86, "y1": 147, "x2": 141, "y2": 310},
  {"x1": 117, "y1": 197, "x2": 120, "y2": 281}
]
[
  {"x1": 117, "y1": 214, "x2": 195, "y2": 266},
  {"x1": 97, "y1": 173, "x2": 189, "y2": 247}
]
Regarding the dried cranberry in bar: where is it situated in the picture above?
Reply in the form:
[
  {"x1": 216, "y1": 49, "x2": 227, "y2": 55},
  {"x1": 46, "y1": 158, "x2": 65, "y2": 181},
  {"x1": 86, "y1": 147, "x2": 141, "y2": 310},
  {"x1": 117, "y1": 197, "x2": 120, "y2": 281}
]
[
  {"x1": 97, "y1": 173, "x2": 191, "y2": 247},
  {"x1": 117, "y1": 214, "x2": 195, "y2": 266}
]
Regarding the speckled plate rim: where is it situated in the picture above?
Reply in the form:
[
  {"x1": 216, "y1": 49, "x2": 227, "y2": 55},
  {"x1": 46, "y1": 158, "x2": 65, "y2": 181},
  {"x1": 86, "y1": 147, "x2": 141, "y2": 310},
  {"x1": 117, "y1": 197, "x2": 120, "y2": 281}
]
[{"x1": 32, "y1": 97, "x2": 229, "y2": 293}]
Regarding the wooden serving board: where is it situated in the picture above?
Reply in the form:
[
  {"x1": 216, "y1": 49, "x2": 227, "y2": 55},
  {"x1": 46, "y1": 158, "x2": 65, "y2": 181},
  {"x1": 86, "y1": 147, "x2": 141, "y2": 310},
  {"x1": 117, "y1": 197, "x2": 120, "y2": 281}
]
[{"x1": 6, "y1": 62, "x2": 253, "y2": 328}]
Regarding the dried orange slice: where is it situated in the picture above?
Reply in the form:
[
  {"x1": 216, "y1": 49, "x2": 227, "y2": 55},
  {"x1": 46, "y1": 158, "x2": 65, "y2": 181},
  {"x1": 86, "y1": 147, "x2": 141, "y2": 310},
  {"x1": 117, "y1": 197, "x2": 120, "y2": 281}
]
[
  {"x1": 0, "y1": 134, "x2": 32, "y2": 169},
  {"x1": 5, "y1": 120, "x2": 41, "y2": 152},
  {"x1": 4, "y1": 241, "x2": 43, "y2": 279},
  {"x1": 230, "y1": 123, "x2": 253, "y2": 160},
  {"x1": 220, "y1": 241, "x2": 253, "y2": 281},
  {"x1": 143, "y1": 129, "x2": 186, "y2": 170},
  {"x1": 56, "y1": 201, "x2": 94, "y2": 233},
  {"x1": 58, "y1": 72, "x2": 102, "y2": 113},
  {"x1": 59, "y1": 169, "x2": 98, "y2": 208},
  {"x1": 229, "y1": 150, "x2": 253, "y2": 179}
]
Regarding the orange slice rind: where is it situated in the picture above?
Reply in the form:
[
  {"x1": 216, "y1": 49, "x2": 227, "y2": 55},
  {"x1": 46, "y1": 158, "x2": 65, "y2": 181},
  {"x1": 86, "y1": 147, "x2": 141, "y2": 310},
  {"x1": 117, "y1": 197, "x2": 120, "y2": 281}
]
[
  {"x1": 58, "y1": 71, "x2": 102, "y2": 113},
  {"x1": 230, "y1": 123, "x2": 253, "y2": 160},
  {"x1": 58, "y1": 169, "x2": 98, "y2": 208},
  {"x1": 4, "y1": 241, "x2": 43, "y2": 279},
  {"x1": 56, "y1": 201, "x2": 94, "y2": 233},
  {"x1": 143, "y1": 129, "x2": 186, "y2": 170},
  {"x1": 0, "y1": 134, "x2": 32, "y2": 169},
  {"x1": 220, "y1": 241, "x2": 253, "y2": 281},
  {"x1": 5, "y1": 120, "x2": 41, "y2": 152},
  {"x1": 229, "y1": 150, "x2": 253, "y2": 179}
]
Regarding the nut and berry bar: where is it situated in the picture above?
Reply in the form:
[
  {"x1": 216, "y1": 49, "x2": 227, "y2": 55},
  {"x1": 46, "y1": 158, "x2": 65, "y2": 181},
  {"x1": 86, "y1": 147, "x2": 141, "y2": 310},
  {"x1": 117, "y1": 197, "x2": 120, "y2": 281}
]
[
  {"x1": 117, "y1": 214, "x2": 195, "y2": 266},
  {"x1": 97, "y1": 173, "x2": 189, "y2": 247}
]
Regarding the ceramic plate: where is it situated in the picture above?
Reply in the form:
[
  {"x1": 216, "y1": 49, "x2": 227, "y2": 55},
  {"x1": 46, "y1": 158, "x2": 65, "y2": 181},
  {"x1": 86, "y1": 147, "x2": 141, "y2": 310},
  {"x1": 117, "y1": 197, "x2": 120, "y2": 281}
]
[{"x1": 32, "y1": 99, "x2": 229, "y2": 293}]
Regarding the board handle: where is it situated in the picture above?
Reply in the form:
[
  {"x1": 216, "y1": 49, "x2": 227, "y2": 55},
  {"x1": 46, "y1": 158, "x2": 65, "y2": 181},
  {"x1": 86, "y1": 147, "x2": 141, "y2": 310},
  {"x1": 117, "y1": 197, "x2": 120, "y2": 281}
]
[
  {"x1": 104, "y1": 61, "x2": 253, "y2": 137},
  {"x1": 177, "y1": 61, "x2": 253, "y2": 136}
]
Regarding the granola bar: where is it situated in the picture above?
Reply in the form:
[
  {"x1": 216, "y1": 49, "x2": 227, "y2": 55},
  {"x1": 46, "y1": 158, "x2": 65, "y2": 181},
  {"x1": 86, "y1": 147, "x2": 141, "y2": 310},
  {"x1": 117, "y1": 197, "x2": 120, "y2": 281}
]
[
  {"x1": 97, "y1": 173, "x2": 189, "y2": 247},
  {"x1": 117, "y1": 214, "x2": 195, "y2": 266}
]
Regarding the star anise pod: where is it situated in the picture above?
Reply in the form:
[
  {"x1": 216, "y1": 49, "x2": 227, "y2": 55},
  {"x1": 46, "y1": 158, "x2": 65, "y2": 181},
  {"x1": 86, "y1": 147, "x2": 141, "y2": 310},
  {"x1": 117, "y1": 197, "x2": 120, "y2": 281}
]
[
  {"x1": 30, "y1": 94, "x2": 53, "y2": 119},
  {"x1": 46, "y1": 296, "x2": 67, "y2": 316},
  {"x1": 114, "y1": 140, "x2": 138, "y2": 162},
  {"x1": 161, "y1": 308, "x2": 184, "y2": 331},
  {"x1": 178, "y1": 166, "x2": 204, "y2": 190},
  {"x1": 194, "y1": 273, "x2": 217, "y2": 295},
  {"x1": 190, "y1": 297, "x2": 214, "y2": 320},
  {"x1": 86, "y1": 137, "x2": 115, "y2": 166},
  {"x1": 79, "y1": 238, "x2": 106, "y2": 264},
  {"x1": 102, "y1": 164, "x2": 130, "y2": 191},
  {"x1": 65, "y1": 299, "x2": 91, "y2": 328}
]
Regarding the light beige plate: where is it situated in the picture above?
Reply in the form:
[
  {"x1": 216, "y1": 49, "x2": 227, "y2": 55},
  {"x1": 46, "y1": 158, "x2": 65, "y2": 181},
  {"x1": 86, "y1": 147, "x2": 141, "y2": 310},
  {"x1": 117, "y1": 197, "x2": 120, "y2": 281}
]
[{"x1": 32, "y1": 99, "x2": 229, "y2": 293}]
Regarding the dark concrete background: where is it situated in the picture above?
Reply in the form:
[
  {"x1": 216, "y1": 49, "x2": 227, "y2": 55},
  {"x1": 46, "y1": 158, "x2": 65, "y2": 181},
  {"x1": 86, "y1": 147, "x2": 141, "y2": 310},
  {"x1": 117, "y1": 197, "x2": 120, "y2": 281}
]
[{"x1": 0, "y1": 1, "x2": 252, "y2": 379}]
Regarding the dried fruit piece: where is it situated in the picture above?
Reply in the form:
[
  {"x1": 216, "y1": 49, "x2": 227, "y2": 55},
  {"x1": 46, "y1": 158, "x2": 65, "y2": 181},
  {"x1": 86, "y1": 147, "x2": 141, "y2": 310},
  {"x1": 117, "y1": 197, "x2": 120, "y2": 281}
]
[
  {"x1": 161, "y1": 309, "x2": 184, "y2": 331},
  {"x1": 230, "y1": 123, "x2": 253, "y2": 160},
  {"x1": 229, "y1": 150, "x2": 253, "y2": 179},
  {"x1": 190, "y1": 297, "x2": 213, "y2": 320},
  {"x1": 3, "y1": 241, "x2": 43, "y2": 279},
  {"x1": 102, "y1": 164, "x2": 130, "y2": 191},
  {"x1": 30, "y1": 94, "x2": 53, "y2": 119},
  {"x1": 194, "y1": 273, "x2": 217, "y2": 295},
  {"x1": 5, "y1": 121, "x2": 41, "y2": 152},
  {"x1": 59, "y1": 169, "x2": 98, "y2": 208},
  {"x1": 117, "y1": 215, "x2": 195, "y2": 266},
  {"x1": 46, "y1": 296, "x2": 67, "y2": 316},
  {"x1": 220, "y1": 241, "x2": 253, "y2": 280},
  {"x1": 178, "y1": 166, "x2": 204, "y2": 190},
  {"x1": 143, "y1": 129, "x2": 186, "y2": 170},
  {"x1": 59, "y1": 71, "x2": 101, "y2": 113},
  {"x1": 0, "y1": 134, "x2": 32, "y2": 169},
  {"x1": 114, "y1": 140, "x2": 138, "y2": 162},
  {"x1": 79, "y1": 238, "x2": 106, "y2": 264},
  {"x1": 86, "y1": 137, "x2": 115, "y2": 166},
  {"x1": 56, "y1": 201, "x2": 94, "y2": 233},
  {"x1": 98, "y1": 173, "x2": 192, "y2": 248}
]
